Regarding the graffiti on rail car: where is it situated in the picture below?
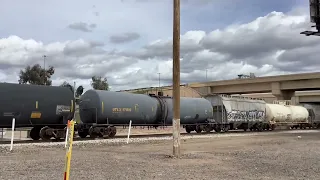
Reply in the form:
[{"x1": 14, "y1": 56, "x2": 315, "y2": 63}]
[
  {"x1": 227, "y1": 109, "x2": 265, "y2": 122},
  {"x1": 221, "y1": 95, "x2": 267, "y2": 122}
]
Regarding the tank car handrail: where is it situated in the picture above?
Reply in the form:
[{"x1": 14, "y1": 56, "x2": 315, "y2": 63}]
[
  {"x1": 272, "y1": 100, "x2": 292, "y2": 105},
  {"x1": 204, "y1": 93, "x2": 265, "y2": 101},
  {"x1": 229, "y1": 95, "x2": 265, "y2": 101}
]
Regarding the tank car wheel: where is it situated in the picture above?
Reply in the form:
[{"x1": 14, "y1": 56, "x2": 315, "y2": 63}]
[
  {"x1": 98, "y1": 133, "x2": 104, "y2": 137},
  {"x1": 257, "y1": 124, "x2": 263, "y2": 132},
  {"x1": 88, "y1": 127, "x2": 98, "y2": 138},
  {"x1": 39, "y1": 126, "x2": 52, "y2": 140},
  {"x1": 195, "y1": 125, "x2": 202, "y2": 133},
  {"x1": 270, "y1": 124, "x2": 275, "y2": 131},
  {"x1": 78, "y1": 131, "x2": 88, "y2": 138},
  {"x1": 204, "y1": 125, "x2": 212, "y2": 133},
  {"x1": 185, "y1": 126, "x2": 192, "y2": 133},
  {"x1": 223, "y1": 125, "x2": 229, "y2": 132},
  {"x1": 214, "y1": 127, "x2": 221, "y2": 133},
  {"x1": 89, "y1": 134, "x2": 98, "y2": 138},
  {"x1": 30, "y1": 127, "x2": 41, "y2": 140},
  {"x1": 107, "y1": 127, "x2": 117, "y2": 138},
  {"x1": 185, "y1": 128, "x2": 191, "y2": 133},
  {"x1": 53, "y1": 131, "x2": 61, "y2": 140}
]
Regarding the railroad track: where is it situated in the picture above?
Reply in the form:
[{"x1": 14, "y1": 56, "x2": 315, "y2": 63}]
[
  {"x1": 0, "y1": 132, "x2": 191, "y2": 145},
  {"x1": 0, "y1": 128, "x2": 317, "y2": 145}
]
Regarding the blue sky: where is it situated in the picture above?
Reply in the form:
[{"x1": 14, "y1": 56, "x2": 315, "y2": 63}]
[
  {"x1": 0, "y1": 0, "x2": 307, "y2": 49},
  {"x1": 181, "y1": 0, "x2": 305, "y2": 31},
  {"x1": 0, "y1": 0, "x2": 317, "y2": 91}
]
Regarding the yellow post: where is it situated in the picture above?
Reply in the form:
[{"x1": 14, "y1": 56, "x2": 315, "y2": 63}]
[{"x1": 63, "y1": 120, "x2": 75, "y2": 180}]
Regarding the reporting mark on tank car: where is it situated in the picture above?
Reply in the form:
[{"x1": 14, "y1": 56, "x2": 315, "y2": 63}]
[{"x1": 112, "y1": 108, "x2": 132, "y2": 113}]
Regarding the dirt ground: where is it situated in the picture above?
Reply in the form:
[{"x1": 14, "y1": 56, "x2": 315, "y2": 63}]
[{"x1": 1, "y1": 130, "x2": 320, "y2": 180}]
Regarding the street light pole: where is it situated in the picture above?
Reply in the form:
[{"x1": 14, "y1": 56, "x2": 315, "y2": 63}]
[
  {"x1": 43, "y1": 55, "x2": 46, "y2": 85},
  {"x1": 158, "y1": 73, "x2": 161, "y2": 93},
  {"x1": 172, "y1": 0, "x2": 181, "y2": 158}
]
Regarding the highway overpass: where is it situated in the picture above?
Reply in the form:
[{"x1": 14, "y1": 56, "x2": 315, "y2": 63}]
[
  {"x1": 188, "y1": 72, "x2": 320, "y2": 100},
  {"x1": 119, "y1": 72, "x2": 320, "y2": 103},
  {"x1": 237, "y1": 91, "x2": 320, "y2": 104},
  {"x1": 118, "y1": 85, "x2": 202, "y2": 98}
]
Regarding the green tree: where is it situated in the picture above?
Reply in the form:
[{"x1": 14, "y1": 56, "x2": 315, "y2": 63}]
[
  {"x1": 18, "y1": 64, "x2": 55, "y2": 85},
  {"x1": 60, "y1": 81, "x2": 84, "y2": 97},
  {"x1": 60, "y1": 81, "x2": 74, "y2": 93},
  {"x1": 91, "y1": 76, "x2": 109, "y2": 90}
]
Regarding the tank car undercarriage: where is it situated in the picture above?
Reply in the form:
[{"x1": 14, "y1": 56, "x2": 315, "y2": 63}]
[
  {"x1": 184, "y1": 122, "x2": 275, "y2": 134},
  {"x1": 26, "y1": 121, "x2": 320, "y2": 141},
  {"x1": 290, "y1": 122, "x2": 319, "y2": 129},
  {"x1": 29, "y1": 126, "x2": 67, "y2": 140},
  {"x1": 76, "y1": 124, "x2": 117, "y2": 138}
]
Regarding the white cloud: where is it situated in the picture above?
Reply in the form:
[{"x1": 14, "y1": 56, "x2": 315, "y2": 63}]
[{"x1": 0, "y1": 2, "x2": 318, "y2": 92}]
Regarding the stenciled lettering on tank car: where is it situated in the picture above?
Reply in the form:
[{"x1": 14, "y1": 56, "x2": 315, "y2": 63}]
[
  {"x1": 112, "y1": 107, "x2": 132, "y2": 113},
  {"x1": 227, "y1": 109, "x2": 265, "y2": 122},
  {"x1": 56, "y1": 105, "x2": 72, "y2": 115}
]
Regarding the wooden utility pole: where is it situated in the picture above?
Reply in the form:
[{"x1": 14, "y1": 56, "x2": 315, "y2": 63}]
[{"x1": 172, "y1": 0, "x2": 181, "y2": 158}]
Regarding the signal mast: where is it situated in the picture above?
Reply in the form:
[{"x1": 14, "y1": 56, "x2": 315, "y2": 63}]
[{"x1": 301, "y1": 0, "x2": 320, "y2": 36}]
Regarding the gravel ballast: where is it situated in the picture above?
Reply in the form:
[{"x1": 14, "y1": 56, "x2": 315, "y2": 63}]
[{"x1": 1, "y1": 130, "x2": 320, "y2": 180}]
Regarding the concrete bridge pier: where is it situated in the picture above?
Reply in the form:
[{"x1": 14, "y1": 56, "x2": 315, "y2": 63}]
[{"x1": 271, "y1": 82, "x2": 295, "y2": 100}]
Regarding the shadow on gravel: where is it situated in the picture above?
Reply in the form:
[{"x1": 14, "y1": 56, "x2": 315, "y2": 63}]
[
  {"x1": 248, "y1": 139, "x2": 288, "y2": 146},
  {"x1": 148, "y1": 152, "x2": 207, "y2": 160}
]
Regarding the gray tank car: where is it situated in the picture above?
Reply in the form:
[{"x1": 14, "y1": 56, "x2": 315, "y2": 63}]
[
  {"x1": 0, "y1": 83, "x2": 75, "y2": 140},
  {"x1": 76, "y1": 90, "x2": 213, "y2": 138},
  {"x1": 300, "y1": 103, "x2": 320, "y2": 128}
]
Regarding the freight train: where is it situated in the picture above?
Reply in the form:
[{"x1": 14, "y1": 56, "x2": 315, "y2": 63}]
[{"x1": 0, "y1": 83, "x2": 319, "y2": 141}]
